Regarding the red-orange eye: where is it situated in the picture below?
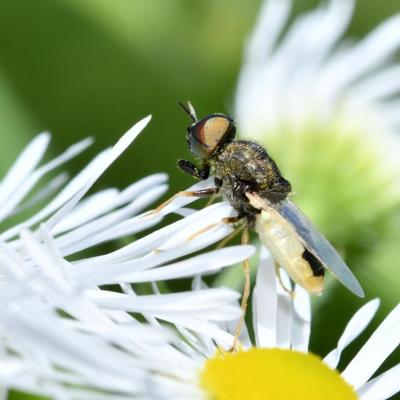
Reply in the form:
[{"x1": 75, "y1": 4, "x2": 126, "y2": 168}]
[{"x1": 188, "y1": 114, "x2": 235, "y2": 159}]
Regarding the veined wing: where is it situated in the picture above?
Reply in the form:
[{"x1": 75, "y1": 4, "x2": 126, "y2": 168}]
[{"x1": 247, "y1": 193, "x2": 364, "y2": 298}]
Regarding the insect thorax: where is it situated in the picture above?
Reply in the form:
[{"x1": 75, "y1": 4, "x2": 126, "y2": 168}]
[{"x1": 210, "y1": 140, "x2": 291, "y2": 221}]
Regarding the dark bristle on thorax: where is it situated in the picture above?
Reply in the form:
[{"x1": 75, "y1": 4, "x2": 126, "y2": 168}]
[{"x1": 210, "y1": 139, "x2": 292, "y2": 217}]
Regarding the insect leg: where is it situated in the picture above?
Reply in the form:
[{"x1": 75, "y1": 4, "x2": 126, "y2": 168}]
[
  {"x1": 231, "y1": 226, "x2": 251, "y2": 351},
  {"x1": 204, "y1": 193, "x2": 216, "y2": 208},
  {"x1": 185, "y1": 221, "x2": 221, "y2": 242},
  {"x1": 186, "y1": 217, "x2": 238, "y2": 242},
  {"x1": 147, "y1": 187, "x2": 219, "y2": 215},
  {"x1": 185, "y1": 217, "x2": 241, "y2": 243},
  {"x1": 177, "y1": 160, "x2": 210, "y2": 180},
  {"x1": 215, "y1": 222, "x2": 244, "y2": 249},
  {"x1": 274, "y1": 261, "x2": 294, "y2": 297}
]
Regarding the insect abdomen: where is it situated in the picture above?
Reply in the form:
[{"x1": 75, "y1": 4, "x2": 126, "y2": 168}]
[{"x1": 254, "y1": 209, "x2": 324, "y2": 294}]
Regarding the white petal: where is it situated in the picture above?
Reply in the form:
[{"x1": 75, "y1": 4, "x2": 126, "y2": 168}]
[
  {"x1": 18, "y1": 228, "x2": 114, "y2": 326},
  {"x1": 0, "y1": 132, "x2": 50, "y2": 208},
  {"x1": 0, "y1": 138, "x2": 96, "y2": 240},
  {"x1": 377, "y1": 100, "x2": 400, "y2": 128},
  {"x1": 156, "y1": 201, "x2": 235, "y2": 251},
  {"x1": 19, "y1": 229, "x2": 70, "y2": 290},
  {"x1": 318, "y1": 14, "x2": 400, "y2": 103},
  {"x1": 72, "y1": 224, "x2": 237, "y2": 286},
  {"x1": 64, "y1": 319, "x2": 171, "y2": 346},
  {"x1": 350, "y1": 65, "x2": 400, "y2": 102},
  {"x1": 78, "y1": 245, "x2": 254, "y2": 286},
  {"x1": 324, "y1": 299, "x2": 380, "y2": 369},
  {"x1": 358, "y1": 363, "x2": 400, "y2": 400},
  {"x1": 90, "y1": 288, "x2": 239, "y2": 315},
  {"x1": 253, "y1": 246, "x2": 277, "y2": 347},
  {"x1": 174, "y1": 207, "x2": 196, "y2": 217},
  {"x1": 73, "y1": 201, "x2": 229, "y2": 266},
  {"x1": 60, "y1": 189, "x2": 226, "y2": 258},
  {"x1": 55, "y1": 185, "x2": 168, "y2": 255},
  {"x1": 46, "y1": 115, "x2": 151, "y2": 230},
  {"x1": 276, "y1": 297, "x2": 292, "y2": 348},
  {"x1": 236, "y1": 0, "x2": 355, "y2": 135},
  {"x1": 0, "y1": 138, "x2": 92, "y2": 225},
  {"x1": 291, "y1": 284, "x2": 311, "y2": 352},
  {"x1": 160, "y1": 315, "x2": 235, "y2": 348},
  {"x1": 342, "y1": 303, "x2": 400, "y2": 389},
  {"x1": 117, "y1": 172, "x2": 168, "y2": 204},
  {"x1": 53, "y1": 188, "x2": 121, "y2": 233},
  {"x1": 126, "y1": 245, "x2": 254, "y2": 284},
  {"x1": 53, "y1": 173, "x2": 167, "y2": 235},
  {"x1": 149, "y1": 374, "x2": 203, "y2": 400},
  {"x1": 275, "y1": 268, "x2": 293, "y2": 349},
  {"x1": 10, "y1": 173, "x2": 69, "y2": 216},
  {"x1": 244, "y1": 0, "x2": 291, "y2": 62},
  {"x1": 1, "y1": 304, "x2": 145, "y2": 384}
]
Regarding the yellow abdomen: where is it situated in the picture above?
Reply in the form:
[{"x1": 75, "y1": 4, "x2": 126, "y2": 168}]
[{"x1": 255, "y1": 210, "x2": 324, "y2": 294}]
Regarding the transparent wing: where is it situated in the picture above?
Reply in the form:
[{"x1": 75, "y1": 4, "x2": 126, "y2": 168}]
[
  {"x1": 247, "y1": 193, "x2": 364, "y2": 298},
  {"x1": 277, "y1": 200, "x2": 364, "y2": 297}
]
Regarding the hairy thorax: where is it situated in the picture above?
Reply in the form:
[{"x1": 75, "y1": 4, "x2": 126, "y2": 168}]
[{"x1": 209, "y1": 140, "x2": 291, "y2": 221}]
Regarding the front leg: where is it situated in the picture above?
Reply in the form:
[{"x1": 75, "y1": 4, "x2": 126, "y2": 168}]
[
  {"x1": 177, "y1": 159, "x2": 209, "y2": 180},
  {"x1": 147, "y1": 187, "x2": 219, "y2": 215}
]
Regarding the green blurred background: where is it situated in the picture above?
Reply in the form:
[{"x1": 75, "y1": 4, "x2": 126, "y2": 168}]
[{"x1": 1, "y1": 0, "x2": 399, "y2": 398}]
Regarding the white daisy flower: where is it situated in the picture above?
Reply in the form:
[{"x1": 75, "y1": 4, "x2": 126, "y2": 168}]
[
  {"x1": 0, "y1": 119, "x2": 255, "y2": 398},
  {"x1": 236, "y1": 0, "x2": 400, "y2": 136},
  {"x1": 233, "y1": 0, "x2": 400, "y2": 277},
  {"x1": 0, "y1": 224, "x2": 252, "y2": 398},
  {"x1": 140, "y1": 248, "x2": 400, "y2": 400}
]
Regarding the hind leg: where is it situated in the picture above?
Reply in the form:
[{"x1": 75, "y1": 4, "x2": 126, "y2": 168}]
[
  {"x1": 231, "y1": 225, "x2": 251, "y2": 351},
  {"x1": 274, "y1": 262, "x2": 294, "y2": 298}
]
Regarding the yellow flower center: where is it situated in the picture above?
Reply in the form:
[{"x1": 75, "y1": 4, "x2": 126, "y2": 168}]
[{"x1": 200, "y1": 348, "x2": 358, "y2": 400}]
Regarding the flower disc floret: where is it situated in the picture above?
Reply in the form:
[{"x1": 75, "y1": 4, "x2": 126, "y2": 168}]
[{"x1": 201, "y1": 348, "x2": 357, "y2": 400}]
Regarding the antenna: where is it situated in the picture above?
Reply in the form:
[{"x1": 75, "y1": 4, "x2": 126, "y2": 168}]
[{"x1": 178, "y1": 101, "x2": 197, "y2": 123}]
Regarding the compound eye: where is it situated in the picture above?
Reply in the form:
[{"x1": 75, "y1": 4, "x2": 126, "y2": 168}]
[{"x1": 189, "y1": 115, "x2": 233, "y2": 158}]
